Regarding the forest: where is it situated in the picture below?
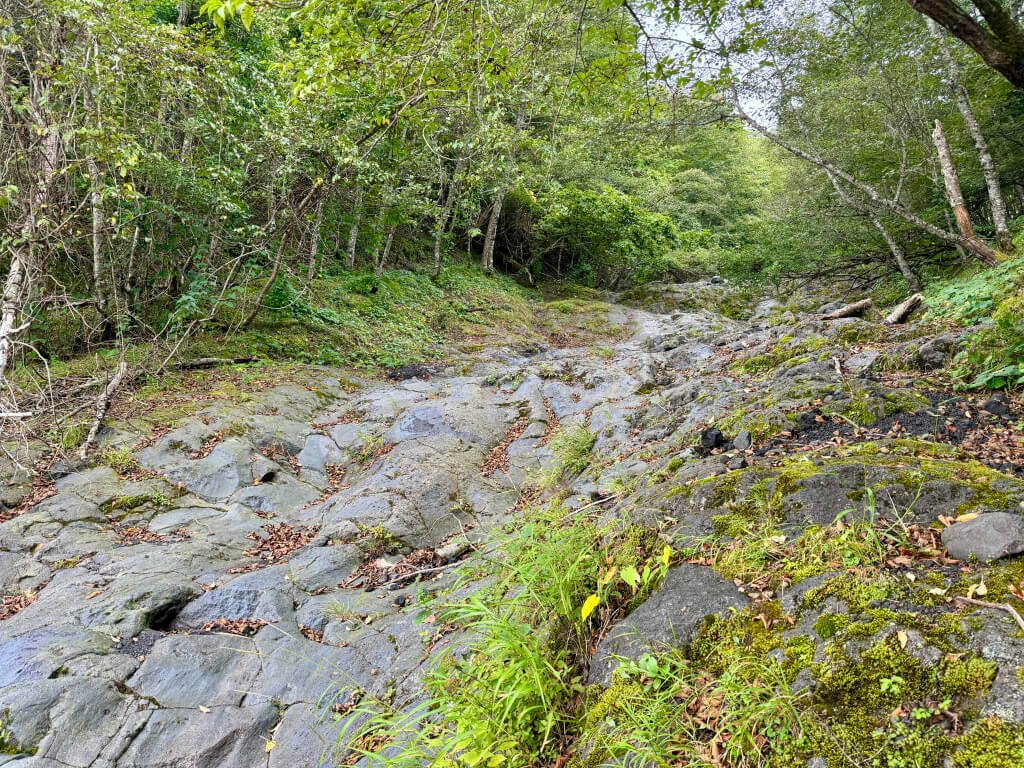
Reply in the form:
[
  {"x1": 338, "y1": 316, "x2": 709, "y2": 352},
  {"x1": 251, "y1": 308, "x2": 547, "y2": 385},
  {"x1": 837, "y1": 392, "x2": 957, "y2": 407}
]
[
  {"x1": 2, "y1": 1, "x2": 1024, "y2": 767},
  {"x1": 2, "y1": 0, "x2": 1023, "y2": 416}
]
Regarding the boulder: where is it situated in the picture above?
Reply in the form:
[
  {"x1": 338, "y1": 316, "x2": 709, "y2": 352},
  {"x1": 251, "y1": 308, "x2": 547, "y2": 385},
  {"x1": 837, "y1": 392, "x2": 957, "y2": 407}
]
[
  {"x1": 917, "y1": 334, "x2": 958, "y2": 370},
  {"x1": 941, "y1": 512, "x2": 1024, "y2": 562},
  {"x1": 587, "y1": 564, "x2": 747, "y2": 686}
]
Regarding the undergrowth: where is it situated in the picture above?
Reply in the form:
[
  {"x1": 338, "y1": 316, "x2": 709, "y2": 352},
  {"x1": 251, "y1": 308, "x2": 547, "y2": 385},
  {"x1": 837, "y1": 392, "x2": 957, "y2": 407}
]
[
  {"x1": 925, "y1": 254, "x2": 1024, "y2": 390},
  {"x1": 330, "y1": 502, "x2": 666, "y2": 767}
]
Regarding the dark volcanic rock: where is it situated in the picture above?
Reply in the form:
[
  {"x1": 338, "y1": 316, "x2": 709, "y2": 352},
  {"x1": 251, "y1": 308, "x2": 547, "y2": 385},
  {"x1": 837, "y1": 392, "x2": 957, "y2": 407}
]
[
  {"x1": 587, "y1": 564, "x2": 747, "y2": 686},
  {"x1": 941, "y1": 512, "x2": 1024, "y2": 562},
  {"x1": 700, "y1": 427, "x2": 726, "y2": 450}
]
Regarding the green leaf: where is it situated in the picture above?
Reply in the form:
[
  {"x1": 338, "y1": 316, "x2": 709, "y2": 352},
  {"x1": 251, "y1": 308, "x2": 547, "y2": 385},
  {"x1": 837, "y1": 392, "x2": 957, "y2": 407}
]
[{"x1": 621, "y1": 566, "x2": 640, "y2": 590}]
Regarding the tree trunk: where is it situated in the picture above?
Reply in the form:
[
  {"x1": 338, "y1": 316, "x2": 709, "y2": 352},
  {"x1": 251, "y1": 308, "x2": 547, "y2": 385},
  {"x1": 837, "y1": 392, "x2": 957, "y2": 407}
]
[
  {"x1": 824, "y1": 298, "x2": 873, "y2": 319},
  {"x1": 0, "y1": 246, "x2": 27, "y2": 385},
  {"x1": 885, "y1": 294, "x2": 924, "y2": 325},
  {"x1": 907, "y1": 0, "x2": 1024, "y2": 91},
  {"x1": 868, "y1": 212, "x2": 921, "y2": 291},
  {"x1": 346, "y1": 187, "x2": 363, "y2": 270},
  {"x1": 826, "y1": 170, "x2": 921, "y2": 290},
  {"x1": 433, "y1": 155, "x2": 468, "y2": 278},
  {"x1": 176, "y1": 0, "x2": 190, "y2": 28},
  {"x1": 929, "y1": 19, "x2": 1014, "y2": 252},
  {"x1": 87, "y1": 158, "x2": 111, "y2": 328},
  {"x1": 306, "y1": 197, "x2": 325, "y2": 286},
  {"x1": 239, "y1": 232, "x2": 290, "y2": 330},
  {"x1": 731, "y1": 99, "x2": 1000, "y2": 267},
  {"x1": 481, "y1": 104, "x2": 526, "y2": 273},
  {"x1": 931, "y1": 119, "x2": 1000, "y2": 267},
  {"x1": 480, "y1": 189, "x2": 506, "y2": 273},
  {"x1": 377, "y1": 227, "x2": 396, "y2": 276}
]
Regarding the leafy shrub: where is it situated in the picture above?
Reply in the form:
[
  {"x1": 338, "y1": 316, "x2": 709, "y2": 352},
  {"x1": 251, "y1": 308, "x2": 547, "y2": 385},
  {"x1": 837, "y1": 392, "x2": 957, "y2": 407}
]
[
  {"x1": 932, "y1": 256, "x2": 1024, "y2": 389},
  {"x1": 534, "y1": 186, "x2": 682, "y2": 288}
]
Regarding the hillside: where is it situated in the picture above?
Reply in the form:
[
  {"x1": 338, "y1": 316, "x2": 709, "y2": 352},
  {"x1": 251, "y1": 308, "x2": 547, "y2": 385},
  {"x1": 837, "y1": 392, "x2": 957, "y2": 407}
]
[{"x1": 2, "y1": 279, "x2": 1023, "y2": 767}]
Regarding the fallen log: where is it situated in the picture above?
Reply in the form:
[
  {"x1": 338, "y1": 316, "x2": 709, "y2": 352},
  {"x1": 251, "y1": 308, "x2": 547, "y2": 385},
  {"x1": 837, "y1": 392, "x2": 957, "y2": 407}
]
[
  {"x1": 824, "y1": 298, "x2": 873, "y2": 319},
  {"x1": 174, "y1": 356, "x2": 256, "y2": 370},
  {"x1": 78, "y1": 360, "x2": 129, "y2": 460},
  {"x1": 884, "y1": 293, "x2": 924, "y2": 325}
]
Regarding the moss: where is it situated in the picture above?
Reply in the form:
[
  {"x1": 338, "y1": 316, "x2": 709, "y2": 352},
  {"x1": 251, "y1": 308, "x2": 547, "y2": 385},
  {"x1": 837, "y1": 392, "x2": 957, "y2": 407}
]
[
  {"x1": 940, "y1": 656, "x2": 997, "y2": 698},
  {"x1": 583, "y1": 674, "x2": 645, "y2": 731},
  {"x1": 665, "y1": 457, "x2": 683, "y2": 473},
  {"x1": 689, "y1": 605, "x2": 783, "y2": 673},
  {"x1": 835, "y1": 324, "x2": 885, "y2": 344},
  {"x1": 102, "y1": 492, "x2": 171, "y2": 514},
  {"x1": 952, "y1": 557, "x2": 1024, "y2": 603},
  {"x1": 51, "y1": 557, "x2": 83, "y2": 570},
  {"x1": 715, "y1": 406, "x2": 789, "y2": 441},
  {"x1": 811, "y1": 635, "x2": 932, "y2": 758},
  {"x1": 813, "y1": 613, "x2": 847, "y2": 641},
  {"x1": 710, "y1": 470, "x2": 745, "y2": 507},
  {"x1": 730, "y1": 337, "x2": 832, "y2": 378},
  {"x1": 783, "y1": 635, "x2": 816, "y2": 682},
  {"x1": 800, "y1": 574, "x2": 889, "y2": 614},
  {"x1": 953, "y1": 718, "x2": 1024, "y2": 768}
]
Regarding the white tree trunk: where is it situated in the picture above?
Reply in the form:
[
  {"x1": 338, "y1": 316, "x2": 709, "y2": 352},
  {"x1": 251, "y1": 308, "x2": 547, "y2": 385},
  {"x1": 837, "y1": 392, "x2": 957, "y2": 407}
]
[
  {"x1": 306, "y1": 197, "x2": 325, "y2": 285},
  {"x1": 87, "y1": 158, "x2": 109, "y2": 322},
  {"x1": 929, "y1": 19, "x2": 1013, "y2": 252},
  {"x1": 346, "y1": 187, "x2": 363, "y2": 270},
  {"x1": 376, "y1": 227, "x2": 396, "y2": 276},
  {"x1": 433, "y1": 155, "x2": 467, "y2": 278},
  {"x1": 932, "y1": 119, "x2": 1000, "y2": 266},
  {"x1": 826, "y1": 170, "x2": 921, "y2": 291},
  {"x1": 732, "y1": 98, "x2": 1001, "y2": 267},
  {"x1": 481, "y1": 104, "x2": 526, "y2": 273},
  {"x1": 0, "y1": 244, "x2": 27, "y2": 384}
]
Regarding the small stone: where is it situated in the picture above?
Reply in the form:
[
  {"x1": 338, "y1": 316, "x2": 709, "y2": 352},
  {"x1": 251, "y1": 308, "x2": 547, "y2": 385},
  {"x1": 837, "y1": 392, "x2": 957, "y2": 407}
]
[
  {"x1": 845, "y1": 349, "x2": 880, "y2": 374},
  {"x1": 981, "y1": 394, "x2": 1012, "y2": 417},
  {"x1": 941, "y1": 512, "x2": 1024, "y2": 563},
  {"x1": 727, "y1": 456, "x2": 747, "y2": 471},
  {"x1": 700, "y1": 428, "x2": 725, "y2": 450},
  {"x1": 731, "y1": 430, "x2": 752, "y2": 451},
  {"x1": 917, "y1": 334, "x2": 957, "y2": 370},
  {"x1": 796, "y1": 412, "x2": 818, "y2": 430}
]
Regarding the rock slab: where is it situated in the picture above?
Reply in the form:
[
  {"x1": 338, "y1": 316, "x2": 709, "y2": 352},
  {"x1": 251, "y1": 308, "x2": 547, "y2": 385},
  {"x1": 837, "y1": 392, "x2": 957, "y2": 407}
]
[
  {"x1": 587, "y1": 564, "x2": 747, "y2": 686},
  {"x1": 941, "y1": 512, "x2": 1024, "y2": 562}
]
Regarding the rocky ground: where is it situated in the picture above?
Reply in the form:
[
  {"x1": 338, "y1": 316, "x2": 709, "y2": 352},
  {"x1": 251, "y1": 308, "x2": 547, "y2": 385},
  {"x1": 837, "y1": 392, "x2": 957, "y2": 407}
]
[{"x1": 1, "y1": 281, "x2": 1023, "y2": 768}]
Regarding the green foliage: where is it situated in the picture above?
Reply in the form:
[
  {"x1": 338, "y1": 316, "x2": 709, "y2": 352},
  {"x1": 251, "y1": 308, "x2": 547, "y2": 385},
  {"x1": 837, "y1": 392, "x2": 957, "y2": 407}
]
[
  {"x1": 543, "y1": 425, "x2": 596, "y2": 486},
  {"x1": 533, "y1": 186, "x2": 683, "y2": 288},
  {"x1": 101, "y1": 446, "x2": 139, "y2": 475},
  {"x1": 335, "y1": 503, "x2": 613, "y2": 767},
  {"x1": 928, "y1": 255, "x2": 1024, "y2": 389}
]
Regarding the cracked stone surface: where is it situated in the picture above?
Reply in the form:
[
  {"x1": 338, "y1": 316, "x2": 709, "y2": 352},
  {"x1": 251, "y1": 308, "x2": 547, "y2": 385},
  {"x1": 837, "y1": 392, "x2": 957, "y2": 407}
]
[{"x1": 3, "y1": 280, "x2": 1024, "y2": 767}]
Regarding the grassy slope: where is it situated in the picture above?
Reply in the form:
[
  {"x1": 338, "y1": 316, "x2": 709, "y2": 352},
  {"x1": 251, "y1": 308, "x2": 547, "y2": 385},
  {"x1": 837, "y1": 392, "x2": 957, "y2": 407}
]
[{"x1": 17, "y1": 267, "x2": 627, "y2": 453}]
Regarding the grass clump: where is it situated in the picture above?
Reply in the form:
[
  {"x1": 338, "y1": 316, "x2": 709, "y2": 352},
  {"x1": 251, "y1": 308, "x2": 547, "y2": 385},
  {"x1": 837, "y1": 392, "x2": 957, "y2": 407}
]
[
  {"x1": 102, "y1": 446, "x2": 139, "y2": 475},
  {"x1": 333, "y1": 503, "x2": 617, "y2": 767},
  {"x1": 543, "y1": 425, "x2": 596, "y2": 486}
]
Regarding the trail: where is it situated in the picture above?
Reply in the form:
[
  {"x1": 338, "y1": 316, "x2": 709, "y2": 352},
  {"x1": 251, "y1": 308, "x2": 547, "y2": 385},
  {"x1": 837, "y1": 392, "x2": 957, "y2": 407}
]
[{"x1": 1, "y1": 281, "x2": 1022, "y2": 767}]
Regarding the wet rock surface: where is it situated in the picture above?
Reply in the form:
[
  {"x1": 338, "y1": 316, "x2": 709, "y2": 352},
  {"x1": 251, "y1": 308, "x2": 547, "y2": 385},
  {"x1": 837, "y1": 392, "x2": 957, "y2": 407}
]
[{"x1": 2, "y1": 280, "x2": 1023, "y2": 767}]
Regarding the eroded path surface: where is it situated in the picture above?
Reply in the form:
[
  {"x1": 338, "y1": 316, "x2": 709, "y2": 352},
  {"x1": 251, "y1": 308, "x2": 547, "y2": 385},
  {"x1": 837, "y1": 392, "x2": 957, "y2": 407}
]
[{"x1": 2, "y1": 282, "x2": 1023, "y2": 767}]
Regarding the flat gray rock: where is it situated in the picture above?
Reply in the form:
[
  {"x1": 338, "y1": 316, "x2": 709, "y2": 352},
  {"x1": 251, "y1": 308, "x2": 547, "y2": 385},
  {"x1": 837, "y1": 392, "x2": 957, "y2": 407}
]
[
  {"x1": 587, "y1": 564, "x2": 747, "y2": 687},
  {"x1": 941, "y1": 512, "x2": 1024, "y2": 562}
]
